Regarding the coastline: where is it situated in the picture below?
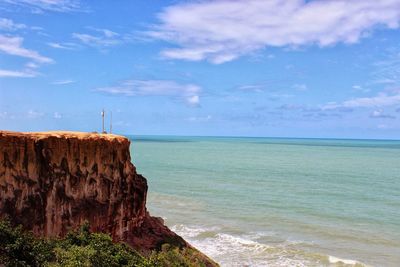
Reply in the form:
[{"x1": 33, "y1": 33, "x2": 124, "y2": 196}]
[{"x1": 0, "y1": 130, "x2": 218, "y2": 266}]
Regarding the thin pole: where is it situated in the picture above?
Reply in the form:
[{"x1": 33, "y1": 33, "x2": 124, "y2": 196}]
[
  {"x1": 110, "y1": 111, "x2": 112, "y2": 134},
  {"x1": 101, "y1": 109, "x2": 105, "y2": 133}
]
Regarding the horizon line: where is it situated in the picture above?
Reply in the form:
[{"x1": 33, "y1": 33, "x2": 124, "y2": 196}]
[{"x1": 120, "y1": 133, "x2": 400, "y2": 142}]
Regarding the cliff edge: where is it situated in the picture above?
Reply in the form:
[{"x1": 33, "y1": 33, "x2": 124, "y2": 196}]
[{"x1": 0, "y1": 131, "x2": 216, "y2": 266}]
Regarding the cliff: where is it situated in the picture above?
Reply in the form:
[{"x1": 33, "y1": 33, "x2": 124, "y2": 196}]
[{"x1": 0, "y1": 130, "x2": 215, "y2": 266}]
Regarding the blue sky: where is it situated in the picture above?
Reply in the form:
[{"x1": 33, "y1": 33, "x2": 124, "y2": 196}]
[{"x1": 1, "y1": 0, "x2": 400, "y2": 139}]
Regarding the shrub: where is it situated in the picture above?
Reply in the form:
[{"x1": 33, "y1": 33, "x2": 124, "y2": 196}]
[
  {"x1": 0, "y1": 219, "x2": 213, "y2": 267},
  {"x1": 0, "y1": 219, "x2": 54, "y2": 266}
]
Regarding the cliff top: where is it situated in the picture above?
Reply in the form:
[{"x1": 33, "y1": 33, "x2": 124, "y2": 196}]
[{"x1": 0, "y1": 130, "x2": 127, "y2": 142}]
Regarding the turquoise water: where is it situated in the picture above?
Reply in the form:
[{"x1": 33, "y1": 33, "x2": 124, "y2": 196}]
[{"x1": 129, "y1": 136, "x2": 400, "y2": 267}]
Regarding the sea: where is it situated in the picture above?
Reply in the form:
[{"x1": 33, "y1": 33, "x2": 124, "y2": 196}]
[{"x1": 128, "y1": 136, "x2": 400, "y2": 267}]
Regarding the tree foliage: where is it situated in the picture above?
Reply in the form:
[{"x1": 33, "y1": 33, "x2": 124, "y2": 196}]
[{"x1": 0, "y1": 219, "x2": 214, "y2": 267}]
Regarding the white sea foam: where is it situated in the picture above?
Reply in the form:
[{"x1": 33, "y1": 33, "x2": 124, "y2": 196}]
[
  {"x1": 328, "y1": 255, "x2": 362, "y2": 265},
  {"x1": 171, "y1": 224, "x2": 220, "y2": 238},
  {"x1": 172, "y1": 224, "x2": 369, "y2": 267},
  {"x1": 172, "y1": 224, "x2": 314, "y2": 266}
]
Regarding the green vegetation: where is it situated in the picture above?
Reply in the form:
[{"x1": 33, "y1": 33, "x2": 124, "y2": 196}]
[{"x1": 0, "y1": 219, "x2": 215, "y2": 267}]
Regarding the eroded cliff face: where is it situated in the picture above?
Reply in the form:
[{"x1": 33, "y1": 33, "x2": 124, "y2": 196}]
[{"x1": 0, "y1": 131, "x2": 185, "y2": 252}]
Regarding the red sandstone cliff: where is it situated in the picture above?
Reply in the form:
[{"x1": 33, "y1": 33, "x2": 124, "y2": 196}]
[{"x1": 0, "y1": 131, "x2": 210, "y2": 262}]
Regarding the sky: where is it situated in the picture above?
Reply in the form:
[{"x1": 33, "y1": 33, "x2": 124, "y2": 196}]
[{"x1": 1, "y1": 0, "x2": 400, "y2": 139}]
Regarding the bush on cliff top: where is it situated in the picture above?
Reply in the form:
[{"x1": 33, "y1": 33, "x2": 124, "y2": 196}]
[{"x1": 0, "y1": 219, "x2": 211, "y2": 267}]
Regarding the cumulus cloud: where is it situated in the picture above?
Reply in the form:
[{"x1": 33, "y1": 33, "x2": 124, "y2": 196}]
[
  {"x1": 0, "y1": 18, "x2": 26, "y2": 31},
  {"x1": 147, "y1": 0, "x2": 400, "y2": 63},
  {"x1": 0, "y1": 35, "x2": 53, "y2": 63},
  {"x1": 0, "y1": 18, "x2": 43, "y2": 32},
  {"x1": 186, "y1": 95, "x2": 200, "y2": 106},
  {"x1": 53, "y1": 112, "x2": 62, "y2": 119},
  {"x1": 27, "y1": 110, "x2": 44, "y2": 119},
  {"x1": 293, "y1": 84, "x2": 308, "y2": 91},
  {"x1": 95, "y1": 79, "x2": 201, "y2": 106},
  {"x1": 370, "y1": 110, "x2": 396, "y2": 119},
  {"x1": 2, "y1": 0, "x2": 81, "y2": 13},
  {"x1": 323, "y1": 92, "x2": 400, "y2": 109}
]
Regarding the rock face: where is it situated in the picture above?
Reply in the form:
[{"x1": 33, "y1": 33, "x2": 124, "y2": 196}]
[{"x1": 0, "y1": 131, "x2": 188, "y2": 253}]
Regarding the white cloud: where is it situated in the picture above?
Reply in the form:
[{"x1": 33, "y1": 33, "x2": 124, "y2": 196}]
[
  {"x1": 186, "y1": 95, "x2": 200, "y2": 106},
  {"x1": 0, "y1": 18, "x2": 26, "y2": 31},
  {"x1": 377, "y1": 124, "x2": 390, "y2": 129},
  {"x1": 293, "y1": 84, "x2": 308, "y2": 91},
  {"x1": 269, "y1": 93, "x2": 294, "y2": 100},
  {"x1": 374, "y1": 78, "x2": 397, "y2": 84},
  {"x1": 352, "y1": 84, "x2": 370, "y2": 93},
  {"x1": 88, "y1": 27, "x2": 119, "y2": 38},
  {"x1": 2, "y1": 0, "x2": 81, "y2": 12},
  {"x1": 95, "y1": 79, "x2": 201, "y2": 106},
  {"x1": 370, "y1": 109, "x2": 396, "y2": 119},
  {"x1": 0, "y1": 111, "x2": 8, "y2": 119},
  {"x1": 371, "y1": 50, "x2": 400, "y2": 86},
  {"x1": 25, "y1": 62, "x2": 40, "y2": 69},
  {"x1": 0, "y1": 18, "x2": 43, "y2": 32},
  {"x1": 323, "y1": 92, "x2": 400, "y2": 109},
  {"x1": 187, "y1": 115, "x2": 212, "y2": 122},
  {"x1": 27, "y1": 110, "x2": 44, "y2": 119},
  {"x1": 72, "y1": 28, "x2": 122, "y2": 48},
  {"x1": 0, "y1": 35, "x2": 53, "y2": 63},
  {"x1": 342, "y1": 93, "x2": 400, "y2": 108},
  {"x1": 47, "y1": 42, "x2": 79, "y2": 50},
  {"x1": 53, "y1": 112, "x2": 62, "y2": 119},
  {"x1": 148, "y1": 0, "x2": 400, "y2": 63},
  {"x1": 0, "y1": 69, "x2": 36, "y2": 78},
  {"x1": 70, "y1": 27, "x2": 137, "y2": 50},
  {"x1": 0, "y1": 34, "x2": 52, "y2": 78},
  {"x1": 52, "y1": 79, "x2": 75, "y2": 85},
  {"x1": 238, "y1": 85, "x2": 264, "y2": 93},
  {"x1": 72, "y1": 33, "x2": 119, "y2": 47}
]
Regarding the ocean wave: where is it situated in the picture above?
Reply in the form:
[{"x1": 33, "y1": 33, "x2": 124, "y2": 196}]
[
  {"x1": 328, "y1": 255, "x2": 364, "y2": 266},
  {"x1": 171, "y1": 224, "x2": 368, "y2": 267}
]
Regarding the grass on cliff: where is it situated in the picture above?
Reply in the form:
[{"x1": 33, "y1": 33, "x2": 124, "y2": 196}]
[{"x1": 0, "y1": 219, "x2": 212, "y2": 267}]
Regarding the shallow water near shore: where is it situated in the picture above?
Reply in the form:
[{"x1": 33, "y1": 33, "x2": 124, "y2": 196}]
[{"x1": 129, "y1": 136, "x2": 400, "y2": 267}]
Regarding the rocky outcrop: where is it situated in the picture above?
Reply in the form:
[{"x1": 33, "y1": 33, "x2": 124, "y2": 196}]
[{"x1": 0, "y1": 130, "x2": 214, "y2": 265}]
